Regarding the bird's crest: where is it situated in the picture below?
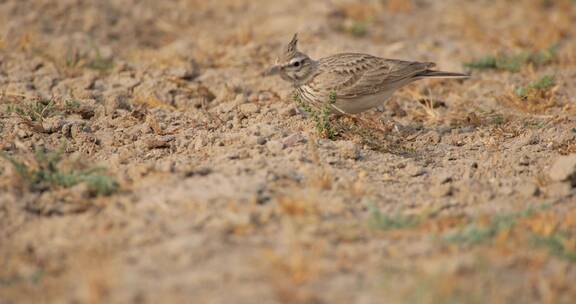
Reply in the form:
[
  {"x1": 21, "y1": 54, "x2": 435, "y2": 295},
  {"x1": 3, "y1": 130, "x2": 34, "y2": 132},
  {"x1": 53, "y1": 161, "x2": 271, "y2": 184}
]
[{"x1": 283, "y1": 33, "x2": 299, "y2": 60}]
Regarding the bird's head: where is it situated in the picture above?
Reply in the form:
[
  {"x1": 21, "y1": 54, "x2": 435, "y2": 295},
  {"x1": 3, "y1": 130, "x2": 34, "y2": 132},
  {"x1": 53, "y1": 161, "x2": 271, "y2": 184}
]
[{"x1": 264, "y1": 33, "x2": 317, "y2": 84}]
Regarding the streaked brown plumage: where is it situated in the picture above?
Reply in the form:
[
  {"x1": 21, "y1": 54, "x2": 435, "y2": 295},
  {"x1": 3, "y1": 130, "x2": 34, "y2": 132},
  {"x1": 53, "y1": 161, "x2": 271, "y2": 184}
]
[{"x1": 265, "y1": 34, "x2": 469, "y2": 114}]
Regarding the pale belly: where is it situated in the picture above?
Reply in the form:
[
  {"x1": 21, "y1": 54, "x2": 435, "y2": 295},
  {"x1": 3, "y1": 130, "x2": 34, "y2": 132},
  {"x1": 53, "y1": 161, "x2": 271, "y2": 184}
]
[
  {"x1": 334, "y1": 91, "x2": 394, "y2": 114},
  {"x1": 297, "y1": 86, "x2": 394, "y2": 114}
]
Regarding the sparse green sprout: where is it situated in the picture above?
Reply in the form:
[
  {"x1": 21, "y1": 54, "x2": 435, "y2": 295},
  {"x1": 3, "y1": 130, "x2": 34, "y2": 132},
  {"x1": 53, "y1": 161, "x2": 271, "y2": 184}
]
[
  {"x1": 514, "y1": 75, "x2": 556, "y2": 99},
  {"x1": 1, "y1": 151, "x2": 31, "y2": 181},
  {"x1": 368, "y1": 205, "x2": 420, "y2": 230},
  {"x1": 530, "y1": 75, "x2": 556, "y2": 90},
  {"x1": 349, "y1": 21, "x2": 368, "y2": 37},
  {"x1": 87, "y1": 56, "x2": 114, "y2": 72},
  {"x1": 86, "y1": 44, "x2": 114, "y2": 72},
  {"x1": 490, "y1": 114, "x2": 505, "y2": 125},
  {"x1": 316, "y1": 105, "x2": 336, "y2": 139},
  {"x1": 523, "y1": 120, "x2": 546, "y2": 129},
  {"x1": 6, "y1": 99, "x2": 56, "y2": 123},
  {"x1": 464, "y1": 54, "x2": 527, "y2": 72},
  {"x1": 531, "y1": 233, "x2": 576, "y2": 262},
  {"x1": 65, "y1": 99, "x2": 81, "y2": 111},
  {"x1": 293, "y1": 92, "x2": 313, "y2": 114},
  {"x1": 464, "y1": 45, "x2": 559, "y2": 72},
  {"x1": 464, "y1": 56, "x2": 498, "y2": 70},
  {"x1": 64, "y1": 48, "x2": 82, "y2": 69},
  {"x1": 0, "y1": 147, "x2": 118, "y2": 197},
  {"x1": 444, "y1": 216, "x2": 515, "y2": 245},
  {"x1": 77, "y1": 168, "x2": 119, "y2": 196},
  {"x1": 329, "y1": 91, "x2": 337, "y2": 104},
  {"x1": 292, "y1": 92, "x2": 337, "y2": 139},
  {"x1": 444, "y1": 204, "x2": 551, "y2": 245},
  {"x1": 530, "y1": 44, "x2": 560, "y2": 66}
]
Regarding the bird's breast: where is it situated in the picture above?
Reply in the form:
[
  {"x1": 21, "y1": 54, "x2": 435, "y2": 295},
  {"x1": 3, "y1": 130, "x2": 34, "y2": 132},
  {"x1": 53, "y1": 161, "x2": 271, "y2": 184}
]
[{"x1": 296, "y1": 84, "x2": 322, "y2": 105}]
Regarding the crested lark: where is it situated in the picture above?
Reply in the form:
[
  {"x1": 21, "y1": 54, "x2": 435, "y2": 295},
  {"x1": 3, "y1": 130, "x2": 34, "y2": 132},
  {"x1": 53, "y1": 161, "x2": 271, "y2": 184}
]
[{"x1": 265, "y1": 34, "x2": 469, "y2": 114}]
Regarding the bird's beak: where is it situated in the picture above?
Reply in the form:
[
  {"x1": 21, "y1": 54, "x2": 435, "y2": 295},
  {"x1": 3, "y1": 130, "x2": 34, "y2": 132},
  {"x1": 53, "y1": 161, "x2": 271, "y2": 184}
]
[{"x1": 263, "y1": 65, "x2": 282, "y2": 77}]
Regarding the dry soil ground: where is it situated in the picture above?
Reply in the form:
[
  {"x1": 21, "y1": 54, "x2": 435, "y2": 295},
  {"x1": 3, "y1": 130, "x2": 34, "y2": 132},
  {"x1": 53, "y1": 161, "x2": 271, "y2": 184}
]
[{"x1": 1, "y1": 0, "x2": 576, "y2": 303}]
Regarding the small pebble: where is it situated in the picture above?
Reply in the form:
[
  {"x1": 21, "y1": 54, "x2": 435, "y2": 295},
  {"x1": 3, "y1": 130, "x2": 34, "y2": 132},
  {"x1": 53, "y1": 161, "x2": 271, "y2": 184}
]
[{"x1": 266, "y1": 140, "x2": 284, "y2": 154}]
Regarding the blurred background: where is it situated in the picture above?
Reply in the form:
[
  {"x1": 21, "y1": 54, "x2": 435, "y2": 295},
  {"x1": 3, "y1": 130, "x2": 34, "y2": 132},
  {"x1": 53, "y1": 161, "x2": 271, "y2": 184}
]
[{"x1": 1, "y1": 1, "x2": 575, "y2": 303}]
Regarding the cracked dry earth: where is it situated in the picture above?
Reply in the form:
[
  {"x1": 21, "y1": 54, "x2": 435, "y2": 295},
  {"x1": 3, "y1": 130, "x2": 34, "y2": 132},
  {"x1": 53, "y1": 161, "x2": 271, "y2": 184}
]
[{"x1": 1, "y1": 0, "x2": 576, "y2": 303}]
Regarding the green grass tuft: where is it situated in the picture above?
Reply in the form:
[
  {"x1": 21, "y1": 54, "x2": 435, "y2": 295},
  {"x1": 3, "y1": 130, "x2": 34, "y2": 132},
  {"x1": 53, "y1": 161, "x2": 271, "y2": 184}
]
[
  {"x1": 349, "y1": 22, "x2": 368, "y2": 37},
  {"x1": 464, "y1": 45, "x2": 559, "y2": 72},
  {"x1": 1, "y1": 147, "x2": 118, "y2": 196},
  {"x1": 6, "y1": 98, "x2": 56, "y2": 123},
  {"x1": 444, "y1": 204, "x2": 551, "y2": 245},
  {"x1": 85, "y1": 43, "x2": 114, "y2": 72},
  {"x1": 328, "y1": 91, "x2": 337, "y2": 104},
  {"x1": 368, "y1": 205, "x2": 420, "y2": 230},
  {"x1": 293, "y1": 92, "x2": 337, "y2": 139},
  {"x1": 531, "y1": 233, "x2": 576, "y2": 263},
  {"x1": 514, "y1": 75, "x2": 556, "y2": 98},
  {"x1": 64, "y1": 99, "x2": 82, "y2": 111},
  {"x1": 444, "y1": 215, "x2": 516, "y2": 244}
]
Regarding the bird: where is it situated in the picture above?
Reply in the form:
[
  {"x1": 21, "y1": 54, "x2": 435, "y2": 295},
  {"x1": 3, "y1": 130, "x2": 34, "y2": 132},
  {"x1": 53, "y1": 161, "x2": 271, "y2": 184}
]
[{"x1": 264, "y1": 34, "x2": 469, "y2": 114}]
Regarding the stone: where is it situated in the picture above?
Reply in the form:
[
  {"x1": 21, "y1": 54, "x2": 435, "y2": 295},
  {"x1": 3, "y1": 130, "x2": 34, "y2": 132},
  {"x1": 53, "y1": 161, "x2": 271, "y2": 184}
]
[
  {"x1": 238, "y1": 103, "x2": 259, "y2": 115},
  {"x1": 433, "y1": 170, "x2": 453, "y2": 184},
  {"x1": 516, "y1": 182, "x2": 540, "y2": 197},
  {"x1": 335, "y1": 140, "x2": 360, "y2": 160},
  {"x1": 280, "y1": 106, "x2": 297, "y2": 117},
  {"x1": 167, "y1": 63, "x2": 198, "y2": 80},
  {"x1": 184, "y1": 167, "x2": 212, "y2": 177},
  {"x1": 233, "y1": 94, "x2": 247, "y2": 105},
  {"x1": 549, "y1": 155, "x2": 576, "y2": 185},
  {"x1": 258, "y1": 92, "x2": 274, "y2": 102},
  {"x1": 423, "y1": 130, "x2": 441, "y2": 144},
  {"x1": 42, "y1": 117, "x2": 66, "y2": 133},
  {"x1": 545, "y1": 182, "x2": 572, "y2": 198},
  {"x1": 258, "y1": 124, "x2": 275, "y2": 138},
  {"x1": 266, "y1": 140, "x2": 284, "y2": 154},
  {"x1": 217, "y1": 101, "x2": 237, "y2": 113},
  {"x1": 282, "y1": 133, "x2": 307, "y2": 148},
  {"x1": 256, "y1": 136, "x2": 267, "y2": 145},
  {"x1": 404, "y1": 162, "x2": 426, "y2": 177},
  {"x1": 146, "y1": 135, "x2": 175, "y2": 149},
  {"x1": 430, "y1": 184, "x2": 454, "y2": 197},
  {"x1": 103, "y1": 90, "x2": 131, "y2": 113}
]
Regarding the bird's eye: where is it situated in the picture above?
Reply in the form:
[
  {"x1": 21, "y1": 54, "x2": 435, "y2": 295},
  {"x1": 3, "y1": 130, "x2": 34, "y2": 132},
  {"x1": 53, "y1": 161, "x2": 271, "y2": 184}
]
[{"x1": 293, "y1": 61, "x2": 300, "y2": 67}]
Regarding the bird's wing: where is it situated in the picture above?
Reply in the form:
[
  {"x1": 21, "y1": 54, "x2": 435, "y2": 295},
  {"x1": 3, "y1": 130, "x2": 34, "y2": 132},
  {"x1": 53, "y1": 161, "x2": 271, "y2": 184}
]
[{"x1": 314, "y1": 53, "x2": 433, "y2": 99}]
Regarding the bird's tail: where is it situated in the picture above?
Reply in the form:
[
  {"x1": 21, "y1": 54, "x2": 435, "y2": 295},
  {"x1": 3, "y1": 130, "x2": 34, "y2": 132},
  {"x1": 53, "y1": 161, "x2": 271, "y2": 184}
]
[{"x1": 415, "y1": 70, "x2": 470, "y2": 79}]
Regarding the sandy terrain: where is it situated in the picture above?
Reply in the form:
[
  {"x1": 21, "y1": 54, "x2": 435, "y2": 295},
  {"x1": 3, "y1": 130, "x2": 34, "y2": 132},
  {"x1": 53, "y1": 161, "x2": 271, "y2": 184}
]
[{"x1": 1, "y1": 0, "x2": 576, "y2": 303}]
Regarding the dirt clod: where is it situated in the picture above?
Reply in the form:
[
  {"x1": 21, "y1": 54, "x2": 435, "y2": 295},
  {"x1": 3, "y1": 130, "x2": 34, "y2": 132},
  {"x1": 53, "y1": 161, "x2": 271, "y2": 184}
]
[{"x1": 549, "y1": 154, "x2": 576, "y2": 185}]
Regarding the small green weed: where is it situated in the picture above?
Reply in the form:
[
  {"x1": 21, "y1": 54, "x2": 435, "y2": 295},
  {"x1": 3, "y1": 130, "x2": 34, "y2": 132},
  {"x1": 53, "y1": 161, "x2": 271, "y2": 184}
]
[
  {"x1": 6, "y1": 98, "x2": 56, "y2": 123},
  {"x1": 444, "y1": 204, "x2": 551, "y2": 245},
  {"x1": 316, "y1": 105, "x2": 336, "y2": 139},
  {"x1": 349, "y1": 21, "x2": 368, "y2": 37},
  {"x1": 85, "y1": 41, "x2": 114, "y2": 72},
  {"x1": 64, "y1": 99, "x2": 82, "y2": 112},
  {"x1": 86, "y1": 51, "x2": 114, "y2": 72},
  {"x1": 368, "y1": 205, "x2": 421, "y2": 230},
  {"x1": 464, "y1": 45, "x2": 559, "y2": 72},
  {"x1": 1, "y1": 147, "x2": 118, "y2": 196},
  {"x1": 514, "y1": 75, "x2": 556, "y2": 98},
  {"x1": 293, "y1": 93, "x2": 313, "y2": 115},
  {"x1": 293, "y1": 92, "x2": 337, "y2": 139},
  {"x1": 531, "y1": 233, "x2": 576, "y2": 263},
  {"x1": 490, "y1": 114, "x2": 505, "y2": 125}
]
